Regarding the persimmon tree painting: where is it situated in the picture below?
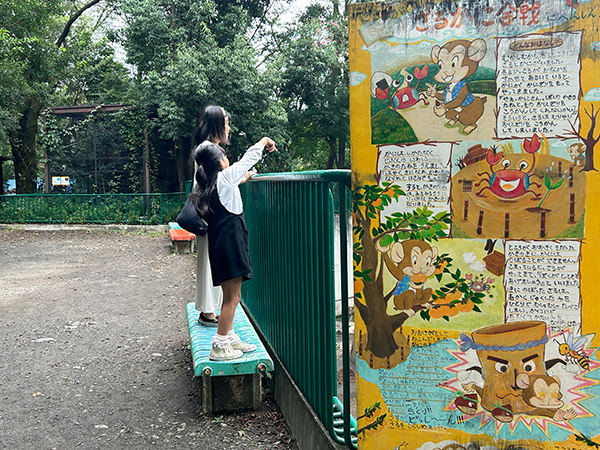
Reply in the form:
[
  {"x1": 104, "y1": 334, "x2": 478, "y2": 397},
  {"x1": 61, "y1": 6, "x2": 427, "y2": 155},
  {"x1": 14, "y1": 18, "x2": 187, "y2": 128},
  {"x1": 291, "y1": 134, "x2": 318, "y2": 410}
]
[
  {"x1": 567, "y1": 104, "x2": 599, "y2": 172},
  {"x1": 353, "y1": 182, "x2": 486, "y2": 363}
]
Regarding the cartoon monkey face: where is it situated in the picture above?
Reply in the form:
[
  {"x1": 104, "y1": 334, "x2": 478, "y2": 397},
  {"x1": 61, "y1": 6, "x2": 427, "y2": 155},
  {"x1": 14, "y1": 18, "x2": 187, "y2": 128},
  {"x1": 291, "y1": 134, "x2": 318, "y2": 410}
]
[
  {"x1": 390, "y1": 240, "x2": 438, "y2": 281},
  {"x1": 568, "y1": 143, "x2": 585, "y2": 157},
  {"x1": 431, "y1": 39, "x2": 487, "y2": 85},
  {"x1": 523, "y1": 374, "x2": 564, "y2": 409}
]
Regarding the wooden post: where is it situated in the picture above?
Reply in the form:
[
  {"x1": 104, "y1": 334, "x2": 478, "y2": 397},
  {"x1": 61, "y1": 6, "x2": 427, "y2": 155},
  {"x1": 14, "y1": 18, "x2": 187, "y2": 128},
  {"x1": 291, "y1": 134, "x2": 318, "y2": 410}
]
[
  {"x1": 477, "y1": 210, "x2": 484, "y2": 235},
  {"x1": 569, "y1": 165, "x2": 574, "y2": 187},
  {"x1": 43, "y1": 112, "x2": 50, "y2": 194},
  {"x1": 504, "y1": 212, "x2": 510, "y2": 238},
  {"x1": 463, "y1": 199, "x2": 469, "y2": 221},
  {"x1": 540, "y1": 211, "x2": 547, "y2": 237},
  {"x1": 359, "y1": 330, "x2": 363, "y2": 356},
  {"x1": 569, "y1": 193, "x2": 575, "y2": 223}
]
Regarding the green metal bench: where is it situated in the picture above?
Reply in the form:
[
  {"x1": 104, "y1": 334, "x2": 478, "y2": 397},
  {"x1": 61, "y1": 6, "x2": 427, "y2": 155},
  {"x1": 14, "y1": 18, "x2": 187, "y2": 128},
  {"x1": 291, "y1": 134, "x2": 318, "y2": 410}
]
[{"x1": 185, "y1": 302, "x2": 273, "y2": 413}]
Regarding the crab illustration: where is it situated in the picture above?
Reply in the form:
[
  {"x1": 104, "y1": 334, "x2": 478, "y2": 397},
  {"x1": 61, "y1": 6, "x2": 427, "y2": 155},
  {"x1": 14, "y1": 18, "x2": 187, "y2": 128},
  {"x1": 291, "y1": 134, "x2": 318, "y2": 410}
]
[
  {"x1": 371, "y1": 65, "x2": 430, "y2": 111},
  {"x1": 475, "y1": 134, "x2": 543, "y2": 199},
  {"x1": 465, "y1": 273, "x2": 494, "y2": 292}
]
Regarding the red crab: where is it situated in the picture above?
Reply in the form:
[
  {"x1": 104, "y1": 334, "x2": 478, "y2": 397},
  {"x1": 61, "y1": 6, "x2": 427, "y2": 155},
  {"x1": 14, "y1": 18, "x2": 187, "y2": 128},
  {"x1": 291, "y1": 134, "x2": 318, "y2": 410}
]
[
  {"x1": 372, "y1": 65, "x2": 430, "y2": 111},
  {"x1": 475, "y1": 135, "x2": 543, "y2": 199}
]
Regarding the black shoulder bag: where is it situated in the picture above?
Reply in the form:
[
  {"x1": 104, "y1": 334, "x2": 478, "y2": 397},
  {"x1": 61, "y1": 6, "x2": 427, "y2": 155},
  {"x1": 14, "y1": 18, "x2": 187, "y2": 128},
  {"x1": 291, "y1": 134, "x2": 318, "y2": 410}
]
[{"x1": 176, "y1": 195, "x2": 208, "y2": 236}]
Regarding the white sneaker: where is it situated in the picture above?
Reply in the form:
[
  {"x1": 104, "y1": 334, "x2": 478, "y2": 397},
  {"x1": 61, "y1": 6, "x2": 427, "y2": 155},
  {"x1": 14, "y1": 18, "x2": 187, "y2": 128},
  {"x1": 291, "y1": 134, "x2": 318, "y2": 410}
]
[
  {"x1": 209, "y1": 343, "x2": 243, "y2": 361},
  {"x1": 230, "y1": 340, "x2": 257, "y2": 353}
]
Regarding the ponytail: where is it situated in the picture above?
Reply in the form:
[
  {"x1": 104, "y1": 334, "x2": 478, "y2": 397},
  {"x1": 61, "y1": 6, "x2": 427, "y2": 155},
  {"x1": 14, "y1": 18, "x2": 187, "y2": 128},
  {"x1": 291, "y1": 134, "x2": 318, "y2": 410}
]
[{"x1": 192, "y1": 143, "x2": 224, "y2": 221}]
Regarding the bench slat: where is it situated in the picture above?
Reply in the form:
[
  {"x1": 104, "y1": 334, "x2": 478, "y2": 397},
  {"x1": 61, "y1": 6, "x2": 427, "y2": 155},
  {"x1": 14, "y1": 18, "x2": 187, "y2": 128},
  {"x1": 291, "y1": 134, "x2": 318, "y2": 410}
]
[
  {"x1": 186, "y1": 302, "x2": 274, "y2": 377},
  {"x1": 169, "y1": 228, "x2": 196, "y2": 241}
]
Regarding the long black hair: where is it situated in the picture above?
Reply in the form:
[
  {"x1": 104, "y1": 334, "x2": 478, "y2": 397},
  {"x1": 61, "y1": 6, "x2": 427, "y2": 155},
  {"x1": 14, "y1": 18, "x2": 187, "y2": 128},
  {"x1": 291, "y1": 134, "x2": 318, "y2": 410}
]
[
  {"x1": 194, "y1": 105, "x2": 231, "y2": 146},
  {"x1": 192, "y1": 142, "x2": 225, "y2": 220}
]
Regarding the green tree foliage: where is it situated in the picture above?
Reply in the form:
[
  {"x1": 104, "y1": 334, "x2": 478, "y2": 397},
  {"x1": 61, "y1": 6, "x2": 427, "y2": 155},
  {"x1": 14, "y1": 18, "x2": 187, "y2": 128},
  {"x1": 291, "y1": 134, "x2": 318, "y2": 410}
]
[
  {"x1": 270, "y1": 3, "x2": 349, "y2": 170},
  {"x1": 114, "y1": 0, "x2": 288, "y2": 191},
  {"x1": 2, "y1": 0, "x2": 351, "y2": 195},
  {"x1": 0, "y1": 0, "x2": 125, "y2": 193}
]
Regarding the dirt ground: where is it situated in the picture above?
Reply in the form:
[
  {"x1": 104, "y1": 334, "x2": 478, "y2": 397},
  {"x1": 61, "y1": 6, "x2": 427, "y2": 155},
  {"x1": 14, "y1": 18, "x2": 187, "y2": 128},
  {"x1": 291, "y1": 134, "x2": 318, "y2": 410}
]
[{"x1": 0, "y1": 227, "x2": 298, "y2": 450}]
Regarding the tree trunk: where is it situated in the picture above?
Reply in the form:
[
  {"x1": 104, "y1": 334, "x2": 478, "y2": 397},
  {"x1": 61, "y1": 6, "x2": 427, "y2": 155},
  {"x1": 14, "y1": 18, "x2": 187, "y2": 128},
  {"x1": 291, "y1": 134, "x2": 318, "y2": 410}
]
[
  {"x1": 584, "y1": 140, "x2": 596, "y2": 172},
  {"x1": 10, "y1": 98, "x2": 42, "y2": 194},
  {"x1": 363, "y1": 281, "x2": 400, "y2": 357},
  {"x1": 583, "y1": 105, "x2": 599, "y2": 172},
  {"x1": 357, "y1": 212, "x2": 409, "y2": 358},
  {"x1": 174, "y1": 137, "x2": 193, "y2": 192},
  {"x1": 338, "y1": 137, "x2": 345, "y2": 169},
  {"x1": 326, "y1": 136, "x2": 336, "y2": 169}
]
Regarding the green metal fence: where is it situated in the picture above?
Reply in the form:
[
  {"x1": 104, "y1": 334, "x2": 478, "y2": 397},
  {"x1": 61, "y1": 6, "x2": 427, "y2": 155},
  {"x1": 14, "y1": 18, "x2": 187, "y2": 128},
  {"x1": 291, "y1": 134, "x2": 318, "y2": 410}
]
[
  {"x1": 241, "y1": 170, "x2": 356, "y2": 449},
  {"x1": 0, "y1": 193, "x2": 186, "y2": 225}
]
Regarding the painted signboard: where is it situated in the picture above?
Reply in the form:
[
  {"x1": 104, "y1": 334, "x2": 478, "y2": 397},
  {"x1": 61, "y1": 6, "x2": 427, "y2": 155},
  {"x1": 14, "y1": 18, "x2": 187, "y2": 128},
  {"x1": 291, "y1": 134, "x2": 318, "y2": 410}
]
[{"x1": 349, "y1": 1, "x2": 600, "y2": 449}]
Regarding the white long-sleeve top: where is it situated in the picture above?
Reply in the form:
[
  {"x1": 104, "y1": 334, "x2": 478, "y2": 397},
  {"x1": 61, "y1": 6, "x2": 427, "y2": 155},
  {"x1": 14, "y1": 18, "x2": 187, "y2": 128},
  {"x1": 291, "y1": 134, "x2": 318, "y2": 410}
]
[
  {"x1": 195, "y1": 141, "x2": 263, "y2": 215},
  {"x1": 216, "y1": 143, "x2": 263, "y2": 215}
]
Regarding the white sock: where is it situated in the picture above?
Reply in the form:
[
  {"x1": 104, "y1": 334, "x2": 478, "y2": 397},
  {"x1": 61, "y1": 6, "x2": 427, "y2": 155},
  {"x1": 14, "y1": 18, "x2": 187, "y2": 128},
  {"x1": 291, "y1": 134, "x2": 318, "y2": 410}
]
[
  {"x1": 227, "y1": 329, "x2": 241, "y2": 344},
  {"x1": 212, "y1": 333, "x2": 230, "y2": 349}
]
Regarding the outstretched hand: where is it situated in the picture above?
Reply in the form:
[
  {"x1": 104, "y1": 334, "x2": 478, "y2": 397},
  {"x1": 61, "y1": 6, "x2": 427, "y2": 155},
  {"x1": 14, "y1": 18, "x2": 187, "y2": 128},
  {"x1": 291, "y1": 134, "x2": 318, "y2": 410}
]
[
  {"x1": 241, "y1": 170, "x2": 257, "y2": 183},
  {"x1": 259, "y1": 137, "x2": 277, "y2": 152}
]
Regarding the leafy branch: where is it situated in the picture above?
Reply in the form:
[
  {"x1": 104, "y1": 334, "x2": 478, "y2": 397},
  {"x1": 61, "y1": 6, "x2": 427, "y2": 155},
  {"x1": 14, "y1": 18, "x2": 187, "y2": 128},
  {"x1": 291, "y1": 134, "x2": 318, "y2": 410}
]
[
  {"x1": 574, "y1": 433, "x2": 600, "y2": 448},
  {"x1": 356, "y1": 401, "x2": 381, "y2": 420},
  {"x1": 356, "y1": 401, "x2": 387, "y2": 437},
  {"x1": 353, "y1": 182, "x2": 451, "y2": 276}
]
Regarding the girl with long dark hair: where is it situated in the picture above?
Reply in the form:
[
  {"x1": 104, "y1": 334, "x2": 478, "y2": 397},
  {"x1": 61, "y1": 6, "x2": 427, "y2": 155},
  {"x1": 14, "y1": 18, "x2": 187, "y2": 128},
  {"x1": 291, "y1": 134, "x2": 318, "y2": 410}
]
[{"x1": 193, "y1": 106, "x2": 276, "y2": 360}]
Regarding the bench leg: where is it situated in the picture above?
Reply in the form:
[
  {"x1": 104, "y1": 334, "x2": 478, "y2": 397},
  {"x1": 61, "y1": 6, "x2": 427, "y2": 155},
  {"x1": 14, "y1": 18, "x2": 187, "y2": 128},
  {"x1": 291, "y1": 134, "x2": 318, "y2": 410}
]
[
  {"x1": 173, "y1": 240, "x2": 194, "y2": 254},
  {"x1": 202, "y1": 373, "x2": 262, "y2": 413},
  {"x1": 202, "y1": 376, "x2": 214, "y2": 414}
]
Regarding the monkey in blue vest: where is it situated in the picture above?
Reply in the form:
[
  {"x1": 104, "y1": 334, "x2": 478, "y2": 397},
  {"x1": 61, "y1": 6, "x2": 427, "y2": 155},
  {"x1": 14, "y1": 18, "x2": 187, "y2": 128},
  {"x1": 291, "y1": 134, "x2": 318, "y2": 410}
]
[{"x1": 426, "y1": 39, "x2": 487, "y2": 135}]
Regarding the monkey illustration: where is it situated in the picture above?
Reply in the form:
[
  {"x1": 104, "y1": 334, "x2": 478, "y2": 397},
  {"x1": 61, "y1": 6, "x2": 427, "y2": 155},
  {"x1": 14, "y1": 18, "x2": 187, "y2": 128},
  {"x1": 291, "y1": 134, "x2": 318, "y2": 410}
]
[
  {"x1": 521, "y1": 373, "x2": 578, "y2": 421},
  {"x1": 379, "y1": 239, "x2": 438, "y2": 317},
  {"x1": 426, "y1": 39, "x2": 488, "y2": 135},
  {"x1": 567, "y1": 142, "x2": 586, "y2": 167}
]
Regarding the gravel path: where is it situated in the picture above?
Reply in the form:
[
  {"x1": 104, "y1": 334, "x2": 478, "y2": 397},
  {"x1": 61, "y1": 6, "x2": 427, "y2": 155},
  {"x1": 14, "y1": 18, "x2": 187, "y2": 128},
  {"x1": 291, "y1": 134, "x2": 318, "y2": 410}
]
[{"x1": 0, "y1": 228, "x2": 298, "y2": 450}]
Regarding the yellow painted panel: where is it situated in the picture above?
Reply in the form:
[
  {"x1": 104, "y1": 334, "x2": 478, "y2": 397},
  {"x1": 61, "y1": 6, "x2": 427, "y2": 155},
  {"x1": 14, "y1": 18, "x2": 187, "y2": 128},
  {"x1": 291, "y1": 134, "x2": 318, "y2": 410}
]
[{"x1": 349, "y1": 1, "x2": 600, "y2": 448}]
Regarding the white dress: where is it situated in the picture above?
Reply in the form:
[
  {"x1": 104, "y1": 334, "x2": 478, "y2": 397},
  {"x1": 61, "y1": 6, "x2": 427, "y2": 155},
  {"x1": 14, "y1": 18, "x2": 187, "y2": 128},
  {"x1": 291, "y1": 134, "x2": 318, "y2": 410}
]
[{"x1": 194, "y1": 141, "x2": 223, "y2": 314}]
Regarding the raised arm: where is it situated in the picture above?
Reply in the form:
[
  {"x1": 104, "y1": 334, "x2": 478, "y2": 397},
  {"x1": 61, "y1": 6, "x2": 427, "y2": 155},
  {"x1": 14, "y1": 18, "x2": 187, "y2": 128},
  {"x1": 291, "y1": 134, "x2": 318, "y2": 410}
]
[{"x1": 222, "y1": 137, "x2": 277, "y2": 186}]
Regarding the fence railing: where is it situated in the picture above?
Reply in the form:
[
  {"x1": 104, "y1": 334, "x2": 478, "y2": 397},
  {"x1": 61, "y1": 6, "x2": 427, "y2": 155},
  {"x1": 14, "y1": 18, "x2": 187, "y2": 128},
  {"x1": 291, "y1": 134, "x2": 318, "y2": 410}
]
[
  {"x1": 240, "y1": 170, "x2": 356, "y2": 449},
  {"x1": 0, "y1": 193, "x2": 186, "y2": 225}
]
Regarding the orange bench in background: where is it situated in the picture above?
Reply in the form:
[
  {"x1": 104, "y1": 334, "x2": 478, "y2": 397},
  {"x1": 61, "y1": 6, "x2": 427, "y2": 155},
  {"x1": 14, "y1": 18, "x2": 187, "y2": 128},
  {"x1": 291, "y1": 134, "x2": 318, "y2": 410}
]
[{"x1": 168, "y1": 222, "x2": 196, "y2": 253}]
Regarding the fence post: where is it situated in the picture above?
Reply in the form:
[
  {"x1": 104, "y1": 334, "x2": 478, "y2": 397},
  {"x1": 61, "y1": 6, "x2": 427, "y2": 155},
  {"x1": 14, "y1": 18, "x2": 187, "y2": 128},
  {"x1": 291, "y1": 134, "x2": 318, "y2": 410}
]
[{"x1": 339, "y1": 180, "x2": 352, "y2": 447}]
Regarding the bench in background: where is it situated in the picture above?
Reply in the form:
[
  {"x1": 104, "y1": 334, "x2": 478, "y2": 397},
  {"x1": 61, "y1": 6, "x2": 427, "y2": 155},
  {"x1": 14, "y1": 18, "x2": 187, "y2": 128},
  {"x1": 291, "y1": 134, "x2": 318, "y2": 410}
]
[{"x1": 168, "y1": 222, "x2": 196, "y2": 253}]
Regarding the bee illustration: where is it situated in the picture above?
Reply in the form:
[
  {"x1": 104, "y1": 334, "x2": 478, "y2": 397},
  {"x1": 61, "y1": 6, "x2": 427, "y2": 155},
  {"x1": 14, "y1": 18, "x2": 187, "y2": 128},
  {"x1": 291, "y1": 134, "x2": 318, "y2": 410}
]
[{"x1": 555, "y1": 333, "x2": 590, "y2": 371}]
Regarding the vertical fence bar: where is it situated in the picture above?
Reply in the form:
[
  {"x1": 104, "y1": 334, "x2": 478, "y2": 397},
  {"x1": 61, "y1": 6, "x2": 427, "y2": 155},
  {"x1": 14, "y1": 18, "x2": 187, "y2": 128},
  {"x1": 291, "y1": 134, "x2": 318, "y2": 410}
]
[{"x1": 339, "y1": 180, "x2": 352, "y2": 447}]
